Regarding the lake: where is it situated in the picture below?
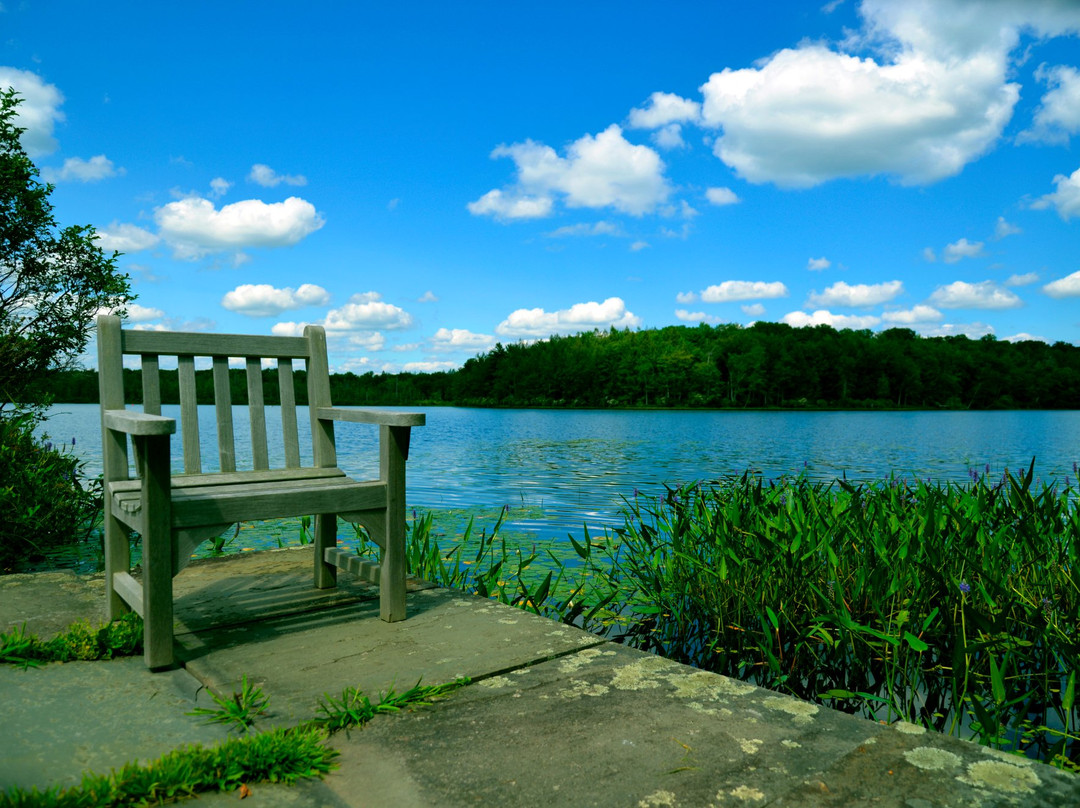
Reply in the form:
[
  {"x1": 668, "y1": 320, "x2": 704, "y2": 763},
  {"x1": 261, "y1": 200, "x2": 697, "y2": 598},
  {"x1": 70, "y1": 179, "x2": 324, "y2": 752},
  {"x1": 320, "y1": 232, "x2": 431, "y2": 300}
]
[{"x1": 36, "y1": 405, "x2": 1080, "y2": 564}]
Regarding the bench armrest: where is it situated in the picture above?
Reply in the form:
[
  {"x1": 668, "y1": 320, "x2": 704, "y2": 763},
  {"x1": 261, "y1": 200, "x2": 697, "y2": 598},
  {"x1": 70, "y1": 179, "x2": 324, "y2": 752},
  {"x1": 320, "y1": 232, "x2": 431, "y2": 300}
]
[
  {"x1": 315, "y1": 407, "x2": 425, "y2": 427},
  {"x1": 104, "y1": 410, "x2": 177, "y2": 436}
]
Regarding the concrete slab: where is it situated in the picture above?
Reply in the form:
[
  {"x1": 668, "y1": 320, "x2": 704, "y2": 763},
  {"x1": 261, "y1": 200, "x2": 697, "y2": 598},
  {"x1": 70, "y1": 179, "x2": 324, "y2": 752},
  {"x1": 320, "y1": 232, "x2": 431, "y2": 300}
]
[
  {"x1": 307, "y1": 644, "x2": 1080, "y2": 808},
  {"x1": 0, "y1": 657, "x2": 228, "y2": 792},
  {"x1": 0, "y1": 570, "x2": 107, "y2": 640},
  {"x1": 177, "y1": 586, "x2": 607, "y2": 726}
]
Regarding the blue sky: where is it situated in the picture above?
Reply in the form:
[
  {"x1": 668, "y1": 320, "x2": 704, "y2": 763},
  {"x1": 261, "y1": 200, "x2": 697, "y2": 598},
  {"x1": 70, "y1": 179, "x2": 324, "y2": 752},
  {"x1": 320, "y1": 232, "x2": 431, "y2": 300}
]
[{"x1": 3, "y1": 1, "x2": 1080, "y2": 373}]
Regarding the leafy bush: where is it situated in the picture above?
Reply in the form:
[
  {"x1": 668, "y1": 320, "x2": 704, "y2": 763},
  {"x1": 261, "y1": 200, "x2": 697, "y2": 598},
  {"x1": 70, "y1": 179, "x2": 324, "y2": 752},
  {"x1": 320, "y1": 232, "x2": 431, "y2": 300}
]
[{"x1": 0, "y1": 412, "x2": 102, "y2": 571}]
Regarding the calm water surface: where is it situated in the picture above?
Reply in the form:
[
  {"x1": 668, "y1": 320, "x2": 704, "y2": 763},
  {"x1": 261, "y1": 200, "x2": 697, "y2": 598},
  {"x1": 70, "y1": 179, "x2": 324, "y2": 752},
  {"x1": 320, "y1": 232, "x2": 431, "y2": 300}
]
[{"x1": 40, "y1": 405, "x2": 1080, "y2": 551}]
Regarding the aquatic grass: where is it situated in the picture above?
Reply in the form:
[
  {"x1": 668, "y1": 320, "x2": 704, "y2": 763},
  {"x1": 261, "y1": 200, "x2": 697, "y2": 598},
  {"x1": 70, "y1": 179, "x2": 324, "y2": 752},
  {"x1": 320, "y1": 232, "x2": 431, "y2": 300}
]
[{"x1": 587, "y1": 462, "x2": 1080, "y2": 768}]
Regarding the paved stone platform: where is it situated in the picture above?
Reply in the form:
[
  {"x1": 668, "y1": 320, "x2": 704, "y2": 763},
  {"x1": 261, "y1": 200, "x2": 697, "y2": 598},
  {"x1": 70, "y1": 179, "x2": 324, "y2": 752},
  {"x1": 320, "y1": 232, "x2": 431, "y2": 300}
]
[{"x1": 2, "y1": 547, "x2": 1078, "y2": 806}]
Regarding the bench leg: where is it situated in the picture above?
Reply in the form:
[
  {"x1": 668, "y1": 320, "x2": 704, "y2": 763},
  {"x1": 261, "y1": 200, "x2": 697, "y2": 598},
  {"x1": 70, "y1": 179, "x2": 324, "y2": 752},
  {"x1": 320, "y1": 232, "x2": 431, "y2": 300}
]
[
  {"x1": 104, "y1": 509, "x2": 130, "y2": 622},
  {"x1": 380, "y1": 425, "x2": 408, "y2": 622},
  {"x1": 137, "y1": 434, "x2": 174, "y2": 671},
  {"x1": 314, "y1": 514, "x2": 337, "y2": 589}
]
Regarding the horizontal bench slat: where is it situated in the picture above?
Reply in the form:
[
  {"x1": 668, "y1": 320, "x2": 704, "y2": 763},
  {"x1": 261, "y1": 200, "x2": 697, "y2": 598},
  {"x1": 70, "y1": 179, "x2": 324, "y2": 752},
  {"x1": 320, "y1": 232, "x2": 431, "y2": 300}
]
[
  {"x1": 316, "y1": 407, "x2": 426, "y2": 427},
  {"x1": 109, "y1": 467, "x2": 348, "y2": 495},
  {"x1": 113, "y1": 478, "x2": 387, "y2": 528},
  {"x1": 121, "y1": 330, "x2": 311, "y2": 359}
]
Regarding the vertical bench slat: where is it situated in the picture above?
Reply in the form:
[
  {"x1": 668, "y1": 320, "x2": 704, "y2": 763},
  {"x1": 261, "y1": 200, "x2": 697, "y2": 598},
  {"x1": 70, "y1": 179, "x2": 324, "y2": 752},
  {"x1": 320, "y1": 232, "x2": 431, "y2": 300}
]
[
  {"x1": 177, "y1": 354, "x2": 201, "y2": 473},
  {"x1": 141, "y1": 355, "x2": 161, "y2": 415},
  {"x1": 246, "y1": 357, "x2": 269, "y2": 470},
  {"x1": 278, "y1": 360, "x2": 301, "y2": 468},
  {"x1": 213, "y1": 356, "x2": 236, "y2": 473},
  {"x1": 304, "y1": 326, "x2": 337, "y2": 468},
  {"x1": 97, "y1": 315, "x2": 131, "y2": 621}
]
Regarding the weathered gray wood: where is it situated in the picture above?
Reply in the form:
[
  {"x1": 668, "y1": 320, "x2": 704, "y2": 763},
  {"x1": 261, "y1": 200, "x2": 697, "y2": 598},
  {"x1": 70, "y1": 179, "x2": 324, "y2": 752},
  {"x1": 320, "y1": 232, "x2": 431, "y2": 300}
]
[
  {"x1": 324, "y1": 547, "x2": 382, "y2": 586},
  {"x1": 177, "y1": 355, "x2": 201, "y2": 473},
  {"x1": 113, "y1": 478, "x2": 386, "y2": 529},
  {"x1": 135, "y1": 433, "x2": 174, "y2": 669},
  {"x1": 141, "y1": 355, "x2": 162, "y2": 415},
  {"x1": 304, "y1": 325, "x2": 337, "y2": 468},
  {"x1": 212, "y1": 357, "x2": 236, "y2": 473},
  {"x1": 99, "y1": 317, "x2": 424, "y2": 670},
  {"x1": 109, "y1": 467, "x2": 347, "y2": 495},
  {"x1": 97, "y1": 315, "x2": 132, "y2": 621},
  {"x1": 122, "y1": 330, "x2": 310, "y2": 359},
  {"x1": 339, "y1": 511, "x2": 387, "y2": 549},
  {"x1": 104, "y1": 410, "x2": 176, "y2": 436},
  {"x1": 246, "y1": 357, "x2": 269, "y2": 470},
  {"x1": 278, "y1": 361, "x2": 301, "y2": 468},
  {"x1": 316, "y1": 407, "x2": 426, "y2": 427},
  {"x1": 380, "y1": 425, "x2": 409, "y2": 622},
  {"x1": 314, "y1": 514, "x2": 337, "y2": 589},
  {"x1": 111, "y1": 572, "x2": 144, "y2": 617}
]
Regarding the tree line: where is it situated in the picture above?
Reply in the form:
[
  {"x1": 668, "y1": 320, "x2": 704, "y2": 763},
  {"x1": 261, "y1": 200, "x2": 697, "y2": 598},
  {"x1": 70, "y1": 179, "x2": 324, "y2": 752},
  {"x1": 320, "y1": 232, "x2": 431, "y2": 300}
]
[{"x1": 38, "y1": 322, "x2": 1080, "y2": 410}]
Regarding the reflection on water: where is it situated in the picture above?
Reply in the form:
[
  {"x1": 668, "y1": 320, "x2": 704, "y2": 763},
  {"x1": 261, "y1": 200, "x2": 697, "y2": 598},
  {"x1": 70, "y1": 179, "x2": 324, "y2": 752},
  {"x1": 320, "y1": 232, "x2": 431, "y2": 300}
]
[{"x1": 38, "y1": 405, "x2": 1080, "y2": 558}]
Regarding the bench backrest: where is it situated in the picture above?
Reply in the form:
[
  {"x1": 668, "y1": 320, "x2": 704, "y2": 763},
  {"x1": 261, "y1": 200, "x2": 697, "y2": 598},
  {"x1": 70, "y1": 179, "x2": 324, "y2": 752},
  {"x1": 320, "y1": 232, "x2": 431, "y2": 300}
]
[{"x1": 96, "y1": 315, "x2": 337, "y2": 478}]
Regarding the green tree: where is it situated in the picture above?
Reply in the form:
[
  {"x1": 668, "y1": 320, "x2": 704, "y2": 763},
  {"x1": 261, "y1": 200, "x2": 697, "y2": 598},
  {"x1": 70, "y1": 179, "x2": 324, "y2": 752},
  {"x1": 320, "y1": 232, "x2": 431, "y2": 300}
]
[{"x1": 0, "y1": 88, "x2": 132, "y2": 416}]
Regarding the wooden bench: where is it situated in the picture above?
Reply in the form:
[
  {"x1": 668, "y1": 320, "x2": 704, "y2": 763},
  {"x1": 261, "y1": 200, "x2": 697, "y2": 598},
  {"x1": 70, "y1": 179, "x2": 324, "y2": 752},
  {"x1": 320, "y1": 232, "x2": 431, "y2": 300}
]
[{"x1": 96, "y1": 315, "x2": 424, "y2": 670}]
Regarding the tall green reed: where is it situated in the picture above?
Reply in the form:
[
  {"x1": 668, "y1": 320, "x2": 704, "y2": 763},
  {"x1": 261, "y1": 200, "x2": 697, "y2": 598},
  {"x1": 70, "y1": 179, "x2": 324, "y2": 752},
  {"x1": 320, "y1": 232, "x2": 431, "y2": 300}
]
[{"x1": 594, "y1": 463, "x2": 1079, "y2": 768}]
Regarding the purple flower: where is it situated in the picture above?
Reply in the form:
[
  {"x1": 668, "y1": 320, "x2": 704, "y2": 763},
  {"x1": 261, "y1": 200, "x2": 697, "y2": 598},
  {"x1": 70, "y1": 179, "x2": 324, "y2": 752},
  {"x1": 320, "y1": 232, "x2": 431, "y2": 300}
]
[
  {"x1": 633, "y1": 487, "x2": 639, "y2": 499},
  {"x1": 959, "y1": 580, "x2": 971, "y2": 594},
  {"x1": 985, "y1": 463, "x2": 990, "y2": 474},
  {"x1": 71, "y1": 436, "x2": 76, "y2": 446}
]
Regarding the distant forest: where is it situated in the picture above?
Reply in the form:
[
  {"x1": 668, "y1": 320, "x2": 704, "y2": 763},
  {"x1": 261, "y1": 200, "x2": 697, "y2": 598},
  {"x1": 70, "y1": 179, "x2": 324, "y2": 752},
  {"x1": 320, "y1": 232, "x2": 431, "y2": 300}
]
[{"x1": 39, "y1": 322, "x2": 1080, "y2": 410}]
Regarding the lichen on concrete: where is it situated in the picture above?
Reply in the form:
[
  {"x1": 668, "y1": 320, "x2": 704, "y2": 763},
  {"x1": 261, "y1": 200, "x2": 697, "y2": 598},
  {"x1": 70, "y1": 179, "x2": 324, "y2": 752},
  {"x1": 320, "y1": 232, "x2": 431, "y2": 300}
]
[
  {"x1": 610, "y1": 655, "x2": 680, "y2": 690},
  {"x1": 957, "y1": 759, "x2": 1041, "y2": 793},
  {"x1": 723, "y1": 784, "x2": 766, "y2": 802},
  {"x1": 557, "y1": 647, "x2": 616, "y2": 674},
  {"x1": 903, "y1": 746, "x2": 961, "y2": 771},
  {"x1": 893, "y1": 721, "x2": 927, "y2": 735},
  {"x1": 477, "y1": 676, "x2": 513, "y2": 689},
  {"x1": 761, "y1": 696, "x2": 818, "y2": 725},
  {"x1": 736, "y1": 738, "x2": 763, "y2": 755},
  {"x1": 558, "y1": 679, "x2": 611, "y2": 699},
  {"x1": 638, "y1": 789, "x2": 677, "y2": 807}
]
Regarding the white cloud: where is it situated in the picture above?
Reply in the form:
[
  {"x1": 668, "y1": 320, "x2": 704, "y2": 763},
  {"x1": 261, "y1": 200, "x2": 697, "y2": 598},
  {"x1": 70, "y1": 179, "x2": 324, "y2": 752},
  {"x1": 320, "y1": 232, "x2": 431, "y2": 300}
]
[
  {"x1": 154, "y1": 196, "x2": 325, "y2": 259},
  {"x1": 806, "y1": 280, "x2": 902, "y2": 307},
  {"x1": 496, "y1": 297, "x2": 641, "y2": 338},
  {"x1": 403, "y1": 360, "x2": 458, "y2": 373},
  {"x1": 994, "y1": 216, "x2": 1021, "y2": 239},
  {"x1": 248, "y1": 163, "x2": 307, "y2": 187},
  {"x1": 94, "y1": 222, "x2": 159, "y2": 253},
  {"x1": 630, "y1": 240, "x2": 650, "y2": 251},
  {"x1": 0, "y1": 67, "x2": 64, "y2": 157},
  {"x1": 324, "y1": 292, "x2": 413, "y2": 331},
  {"x1": 1043, "y1": 270, "x2": 1080, "y2": 298},
  {"x1": 705, "y1": 187, "x2": 740, "y2": 206},
  {"x1": 1019, "y1": 64, "x2": 1080, "y2": 144},
  {"x1": 675, "y1": 309, "x2": 723, "y2": 324},
  {"x1": 628, "y1": 91, "x2": 701, "y2": 129},
  {"x1": 418, "y1": 290, "x2": 438, "y2": 302},
  {"x1": 470, "y1": 125, "x2": 671, "y2": 218},
  {"x1": 209, "y1": 177, "x2": 231, "y2": 198},
  {"x1": 881, "y1": 305, "x2": 942, "y2": 324},
  {"x1": 546, "y1": 221, "x2": 623, "y2": 238},
  {"x1": 125, "y1": 303, "x2": 165, "y2": 323},
  {"x1": 700, "y1": 280, "x2": 788, "y2": 303},
  {"x1": 676, "y1": 291, "x2": 698, "y2": 304},
  {"x1": 1004, "y1": 272, "x2": 1039, "y2": 287},
  {"x1": 1004, "y1": 332, "x2": 1046, "y2": 344},
  {"x1": 41, "y1": 154, "x2": 120, "y2": 183},
  {"x1": 943, "y1": 238, "x2": 985, "y2": 263},
  {"x1": 1032, "y1": 166, "x2": 1080, "y2": 220},
  {"x1": 652, "y1": 124, "x2": 687, "y2": 150},
  {"x1": 918, "y1": 321, "x2": 995, "y2": 339},
  {"x1": 928, "y1": 280, "x2": 1022, "y2": 309},
  {"x1": 696, "y1": 1, "x2": 1080, "y2": 187},
  {"x1": 96, "y1": 302, "x2": 165, "y2": 322},
  {"x1": 807, "y1": 257, "x2": 831, "y2": 271},
  {"x1": 430, "y1": 328, "x2": 496, "y2": 353},
  {"x1": 221, "y1": 283, "x2": 330, "y2": 316},
  {"x1": 782, "y1": 310, "x2": 881, "y2": 329},
  {"x1": 346, "y1": 332, "x2": 386, "y2": 352},
  {"x1": 466, "y1": 189, "x2": 553, "y2": 220},
  {"x1": 741, "y1": 303, "x2": 766, "y2": 317},
  {"x1": 922, "y1": 247, "x2": 937, "y2": 262}
]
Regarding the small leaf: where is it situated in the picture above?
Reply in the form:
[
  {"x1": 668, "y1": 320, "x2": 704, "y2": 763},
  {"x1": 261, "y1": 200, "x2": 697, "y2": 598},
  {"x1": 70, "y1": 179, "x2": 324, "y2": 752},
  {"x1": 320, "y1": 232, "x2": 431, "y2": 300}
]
[{"x1": 902, "y1": 631, "x2": 928, "y2": 652}]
